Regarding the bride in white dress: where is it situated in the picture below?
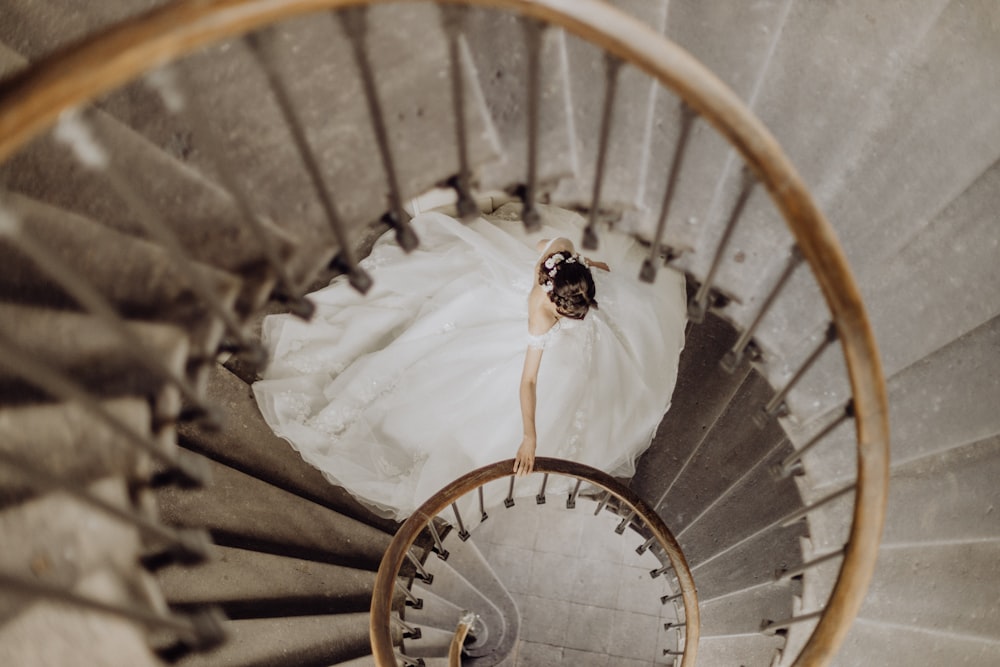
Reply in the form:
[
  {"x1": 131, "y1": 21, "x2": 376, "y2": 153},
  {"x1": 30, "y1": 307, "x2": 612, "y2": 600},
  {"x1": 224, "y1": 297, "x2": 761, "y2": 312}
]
[{"x1": 252, "y1": 204, "x2": 686, "y2": 520}]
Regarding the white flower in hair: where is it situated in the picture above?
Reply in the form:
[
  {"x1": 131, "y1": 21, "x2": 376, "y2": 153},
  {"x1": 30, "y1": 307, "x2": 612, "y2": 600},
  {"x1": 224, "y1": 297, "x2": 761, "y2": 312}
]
[
  {"x1": 544, "y1": 253, "x2": 565, "y2": 270},
  {"x1": 548, "y1": 268, "x2": 557, "y2": 277},
  {"x1": 542, "y1": 281, "x2": 554, "y2": 292}
]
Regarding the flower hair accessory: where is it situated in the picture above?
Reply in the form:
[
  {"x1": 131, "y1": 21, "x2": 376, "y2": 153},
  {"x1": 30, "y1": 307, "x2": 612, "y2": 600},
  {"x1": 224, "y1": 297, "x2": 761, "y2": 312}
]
[
  {"x1": 544, "y1": 252, "x2": 584, "y2": 278},
  {"x1": 542, "y1": 281, "x2": 554, "y2": 292}
]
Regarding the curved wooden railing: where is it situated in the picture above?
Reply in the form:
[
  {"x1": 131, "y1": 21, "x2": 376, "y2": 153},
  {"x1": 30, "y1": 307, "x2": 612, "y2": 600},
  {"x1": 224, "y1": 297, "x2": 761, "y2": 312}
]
[
  {"x1": 370, "y1": 458, "x2": 701, "y2": 667},
  {"x1": 0, "y1": 1, "x2": 890, "y2": 665}
]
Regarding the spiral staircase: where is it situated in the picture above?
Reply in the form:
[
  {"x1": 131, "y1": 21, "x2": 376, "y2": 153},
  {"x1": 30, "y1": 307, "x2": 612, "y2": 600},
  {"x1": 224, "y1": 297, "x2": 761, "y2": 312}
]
[{"x1": 1, "y1": 1, "x2": 998, "y2": 666}]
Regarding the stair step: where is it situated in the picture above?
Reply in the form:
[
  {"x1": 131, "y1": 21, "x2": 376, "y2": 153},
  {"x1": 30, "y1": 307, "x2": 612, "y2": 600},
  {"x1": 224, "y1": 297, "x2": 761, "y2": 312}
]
[
  {"x1": 399, "y1": 585, "x2": 466, "y2": 636},
  {"x1": 107, "y1": 4, "x2": 500, "y2": 281},
  {"x1": 0, "y1": 302, "x2": 189, "y2": 410},
  {"x1": 657, "y1": 371, "x2": 790, "y2": 535},
  {"x1": 155, "y1": 453, "x2": 391, "y2": 570},
  {"x1": 465, "y1": 9, "x2": 577, "y2": 193},
  {"x1": 696, "y1": 633, "x2": 783, "y2": 667},
  {"x1": 832, "y1": 618, "x2": 1000, "y2": 667},
  {"x1": 632, "y1": 310, "x2": 752, "y2": 505},
  {"x1": 0, "y1": 397, "x2": 156, "y2": 506},
  {"x1": 0, "y1": 192, "x2": 241, "y2": 352},
  {"x1": 699, "y1": 580, "x2": 796, "y2": 638},
  {"x1": 550, "y1": 0, "x2": 669, "y2": 212},
  {"x1": 157, "y1": 545, "x2": 380, "y2": 618},
  {"x1": 174, "y1": 612, "x2": 375, "y2": 667},
  {"x1": 403, "y1": 624, "x2": 455, "y2": 659},
  {"x1": 0, "y1": 106, "x2": 291, "y2": 314},
  {"x1": 178, "y1": 363, "x2": 399, "y2": 534}
]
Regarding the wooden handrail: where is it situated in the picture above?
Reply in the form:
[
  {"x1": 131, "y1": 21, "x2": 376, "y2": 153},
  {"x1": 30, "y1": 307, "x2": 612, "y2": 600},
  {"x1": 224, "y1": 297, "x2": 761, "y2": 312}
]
[
  {"x1": 371, "y1": 458, "x2": 700, "y2": 667},
  {"x1": 0, "y1": 1, "x2": 889, "y2": 665}
]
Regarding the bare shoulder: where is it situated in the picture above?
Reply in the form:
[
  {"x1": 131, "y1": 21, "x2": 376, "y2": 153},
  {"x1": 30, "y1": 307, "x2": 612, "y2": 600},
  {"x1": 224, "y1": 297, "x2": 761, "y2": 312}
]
[
  {"x1": 535, "y1": 236, "x2": 575, "y2": 259},
  {"x1": 527, "y1": 290, "x2": 558, "y2": 335}
]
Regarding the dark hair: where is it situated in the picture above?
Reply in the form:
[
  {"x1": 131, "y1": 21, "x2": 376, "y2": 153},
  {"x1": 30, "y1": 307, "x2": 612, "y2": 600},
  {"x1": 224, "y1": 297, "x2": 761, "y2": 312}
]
[{"x1": 538, "y1": 252, "x2": 598, "y2": 320}]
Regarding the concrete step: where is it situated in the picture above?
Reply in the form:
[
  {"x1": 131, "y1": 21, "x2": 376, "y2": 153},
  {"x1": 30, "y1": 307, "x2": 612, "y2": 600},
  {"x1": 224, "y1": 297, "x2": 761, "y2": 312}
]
[
  {"x1": 403, "y1": 624, "x2": 454, "y2": 659},
  {"x1": 657, "y1": 370, "x2": 790, "y2": 535},
  {"x1": 632, "y1": 310, "x2": 753, "y2": 506},
  {"x1": 105, "y1": 5, "x2": 499, "y2": 277},
  {"x1": 699, "y1": 580, "x2": 796, "y2": 638},
  {"x1": 177, "y1": 363, "x2": 399, "y2": 535},
  {"x1": 157, "y1": 545, "x2": 383, "y2": 618},
  {"x1": 399, "y1": 585, "x2": 465, "y2": 637},
  {"x1": 550, "y1": 0, "x2": 668, "y2": 212},
  {"x1": 0, "y1": 302, "x2": 189, "y2": 409},
  {"x1": 0, "y1": 192, "x2": 241, "y2": 354},
  {"x1": 155, "y1": 452, "x2": 391, "y2": 570},
  {"x1": 174, "y1": 612, "x2": 375, "y2": 667},
  {"x1": 0, "y1": 107, "x2": 290, "y2": 314},
  {"x1": 465, "y1": 8, "x2": 576, "y2": 193},
  {"x1": 0, "y1": 398, "x2": 155, "y2": 506},
  {"x1": 696, "y1": 633, "x2": 783, "y2": 667},
  {"x1": 831, "y1": 618, "x2": 1000, "y2": 667},
  {"x1": 797, "y1": 314, "x2": 1000, "y2": 490}
]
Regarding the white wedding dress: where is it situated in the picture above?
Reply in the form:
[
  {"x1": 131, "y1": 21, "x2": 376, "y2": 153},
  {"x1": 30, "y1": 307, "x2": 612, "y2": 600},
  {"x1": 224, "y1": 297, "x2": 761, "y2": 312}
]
[{"x1": 253, "y1": 206, "x2": 686, "y2": 520}]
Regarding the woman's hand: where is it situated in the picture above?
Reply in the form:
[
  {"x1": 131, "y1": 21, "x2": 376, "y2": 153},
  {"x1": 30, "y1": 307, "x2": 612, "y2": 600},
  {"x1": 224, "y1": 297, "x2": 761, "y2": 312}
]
[
  {"x1": 586, "y1": 258, "x2": 611, "y2": 272},
  {"x1": 514, "y1": 435, "x2": 536, "y2": 477}
]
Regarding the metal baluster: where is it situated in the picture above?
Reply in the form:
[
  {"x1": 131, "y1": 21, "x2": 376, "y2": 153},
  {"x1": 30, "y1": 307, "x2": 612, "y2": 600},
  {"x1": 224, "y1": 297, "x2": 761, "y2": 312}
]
[
  {"x1": 566, "y1": 478, "x2": 582, "y2": 509},
  {"x1": 780, "y1": 484, "x2": 855, "y2": 528},
  {"x1": 761, "y1": 609, "x2": 825, "y2": 635},
  {"x1": 663, "y1": 621, "x2": 686, "y2": 630},
  {"x1": 451, "y1": 501, "x2": 471, "y2": 541},
  {"x1": 54, "y1": 112, "x2": 264, "y2": 363},
  {"x1": 755, "y1": 322, "x2": 839, "y2": 427},
  {"x1": 688, "y1": 166, "x2": 757, "y2": 323},
  {"x1": 394, "y1": 580, "x2": 424, "y2": 609},
  {"x1": 392, "y1": 614, "x2": 422, "y2": 640},
  {"x1": 0, "y1": 569, "x2": 225, "y2": 649},
  {"x1": 394, "y1": 650, "x2": 426, "y2": 667},
  {"x1": 637, "y1": 535, "x2": 656, "y2": 555},
  {"x1": 582, "y1": 53, "x2": 623, "y2": 250},
  {"x1": 0, "y1": 329, "x2": 208, "y2": 486},
  {"x1": 504, "y1": 476, "x2": 516, "y2": 508},
  {"x1": 519, "y1": 18, "x2": 545, "y2": 232},
  {"x1": 593, "y1": 490, "x2": 611, "y2": 516},
  {"x1": 427, "y1": 521, "x2": 449, "y2": 560},
  {"x1": 773, "y1": 402, "x2": 854, "y2": 478},
  {"x1": 0, "y1": 450, "x2": 211, "y2": 563},
  {"x1": 776, "y1": 546, "x2": 846, "y2": 581},
  {"x1": 721, "y1": 246, "x2": 803, "y2": 372},
  {"x1": 478, "y1": 485, "x2": 488, "y2": 522},
  {"x1": 535, "y1": 473, "x2": 549, "y2": 504},
  {"x1": 650, "y1": 563, "x2": 673, "y2": 579},
  {"x1": 338, "y1": 7, "x2": 419, "y2": 252},
  {"x1": 440, "y1": 5, "x2": 478, "y2": 221},
  {"x1": 663, "y1": 649, "x2": 683, "y2": 656},
  {"x1": 641, "y1": 103, "x2": 696, "y2": 283},
  {"x1": 243, "y1": 30, "x2": 373, "y2": 295},
  {"x1": 615, "y1": 509, "x2": 636, "y2": 535},
  {"x1": 660, "y1": 592, "x2": 682, "y2": 605},
  {"x1": 406, "y1": 549, "x2": 434, "y2": 584},
  {"x1": 146, "y1": 67, "x2": 314, "y2": 318},
  {"x1": 0, "y1": 206, "x2": 218, "y2": 425}
]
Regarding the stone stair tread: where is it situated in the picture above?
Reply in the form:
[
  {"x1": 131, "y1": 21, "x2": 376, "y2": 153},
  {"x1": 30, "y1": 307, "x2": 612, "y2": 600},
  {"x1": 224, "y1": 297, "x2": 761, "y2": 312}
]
[
  {"x1": 465, "y1": 9, "x2": 577, "y2": 193},
  {"x1": 155, "y1": 452, "x2": 391, "y2": 570},
  {"x1": 399, "y1": 585, "x2": 466, "y2": 637},
  {"x1": 178, "y1": 363, "x2": 399, "y2": 535},
  {"x1": 403, "y1": 624, "x2": 455, "y2": 658},
  {"x1": 0, "y1": 397, "x2": 155, "y2": 506},
  {"x1": 0, "y1": 103, "x2": 294, "y2": 311},
  {"x1": 157, "y1": 544, "x2": 378, "y2": 617},
  {"x1": 658, "y1": 371, "x2": 789, "y2": 534},
  {"x1": 550, "y1": 0, "x2": 668, "y2": 211},
  {"x1": 699, "y1": 581, "x2": 796, "y2": 638},
  {"x1": 174, "y1": 612, "x2": 373, "y2": 667},
  {"x1": 0, "y1": 302, "x2": 190, "y2": 406},
  {"x1": 632, "y1": 310, "x2": 752, "y2": 504},
  {"x1": 0, "y1": 192, "x2": 242, "y2": 352},
  {"x1": 106, "y1": 5, "x2": 500, "y2": 279},
  {"x1": 831, "y1": 618, "x2": 1000, "y2": 667},
  {"x1": 696, "y1": 633, "x2": 783, "y2": 667},
  {"x1": 799, "y1": 315, "x2": 1000, "y2": 488}
]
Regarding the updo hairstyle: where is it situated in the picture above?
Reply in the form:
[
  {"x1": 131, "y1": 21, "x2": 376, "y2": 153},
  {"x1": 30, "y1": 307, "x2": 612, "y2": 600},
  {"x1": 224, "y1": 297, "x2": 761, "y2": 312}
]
[{"x1": 538, "y1": 251, "x2": 598, "y2": 320}]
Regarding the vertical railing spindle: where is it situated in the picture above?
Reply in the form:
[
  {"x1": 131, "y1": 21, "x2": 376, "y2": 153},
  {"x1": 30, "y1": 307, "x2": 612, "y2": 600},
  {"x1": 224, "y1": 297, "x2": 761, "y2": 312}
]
[
  {"x1": 688, "y1": 166, "x2": 757, "y2": 323},
  {"x1": 582, "y1": 53, "x2": 623, "y2": 251},
  {"x1": 535, "y1": 473, "x2": 549, "y2": 504},
  {"x1": 566, "y1": 478, "x2": 582, "y2": 509},
  {"x1": 756, "y1": 322, "x2": 839, "y2": 426},
  {"x1": 440, "y1": 5, "x2": 478, "y2": 221},
  {"x1": 641, "y1": 103, "x2": 696, "y2": 283},
  {"x1": 406, "y1": 549, "x2": 434, "y2": 584},
  {"x1": 427, "y1": 521, "x2": 449, "y2": 560},
  {"x1": 774, "y1": 402, "x2": 854, "y2": 478},
  {"x1": 338, "y1": 7, "x2": 419, "y2": 252},
  {"x1": 519, "y1": 18, "x2": 545, "y2": 232},
  {"x1": 451, "y1": 501, "x2": 471, "y2": 541}
]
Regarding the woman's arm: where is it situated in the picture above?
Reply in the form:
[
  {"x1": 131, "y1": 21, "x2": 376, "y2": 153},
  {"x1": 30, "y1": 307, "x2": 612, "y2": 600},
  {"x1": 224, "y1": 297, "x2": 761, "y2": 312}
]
[{"x1": 514, "y1": 344, "x2": 543, "y2": 476}]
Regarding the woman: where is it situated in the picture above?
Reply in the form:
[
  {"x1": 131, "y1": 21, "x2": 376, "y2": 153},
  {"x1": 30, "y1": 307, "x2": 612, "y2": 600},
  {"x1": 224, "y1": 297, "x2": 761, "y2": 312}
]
[{"x1": 253, "y1": 205, "x2": 685, "y2": 520}]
